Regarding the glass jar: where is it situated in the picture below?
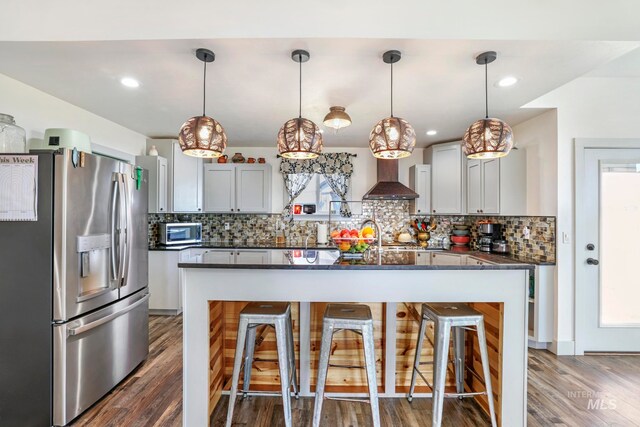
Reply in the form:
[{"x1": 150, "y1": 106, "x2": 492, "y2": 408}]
[{"x1": 0, "y1": 114, "x2": 27, "y2": 153}]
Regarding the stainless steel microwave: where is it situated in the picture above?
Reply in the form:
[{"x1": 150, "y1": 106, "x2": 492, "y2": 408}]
[{"x1": 158, "y1": 222, "x2": 202, "y2": 245}]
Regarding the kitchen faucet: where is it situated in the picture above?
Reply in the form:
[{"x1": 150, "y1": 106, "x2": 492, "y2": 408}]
[{"x1": 361, "y1": 218, "x2": 382, "y2": 252}]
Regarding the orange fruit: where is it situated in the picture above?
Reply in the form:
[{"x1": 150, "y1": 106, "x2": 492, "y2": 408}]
[
  {"x1": 362, "y1": 226, "x2": 375, "y2": 236},
  {"x1": 338, "y1": 242, "x2": 351, "y2": 251}
]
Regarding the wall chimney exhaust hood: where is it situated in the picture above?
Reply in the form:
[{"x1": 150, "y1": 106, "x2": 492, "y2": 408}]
[{"x1": 362, "y1": 159, "x2": 418, "y2": 200}]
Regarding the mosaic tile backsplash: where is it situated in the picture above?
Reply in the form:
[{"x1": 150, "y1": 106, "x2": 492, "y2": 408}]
[{"x1": 148, "y1": 201, "x2": 556, "y2": 262}]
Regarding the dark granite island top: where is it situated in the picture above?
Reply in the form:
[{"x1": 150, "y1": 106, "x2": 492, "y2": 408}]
[{"x1": 178, "y1": 248, "x2": 534, "y2": 271}]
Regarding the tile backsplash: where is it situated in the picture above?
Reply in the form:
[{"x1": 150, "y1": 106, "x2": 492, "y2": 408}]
[{"x1": 149, "y1": 201, "x2": 555, "y2": 262}]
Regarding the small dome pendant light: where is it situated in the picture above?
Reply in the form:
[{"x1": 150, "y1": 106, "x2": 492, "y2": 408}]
[
  {"x1": 178, "y1": 48, "x2": 227, "y2": 158},
  {"x1": 369, "y1": 50, "x2": 416, "y2": 159},
  {"x1": 323, "y1": 106, "x2": 352, "y2": 132},
  {"x1": 277, "y1": 50, "x2": 323, "y2": 159},
  {"x1": 463, "y1": 51, "x2": 513, "y2": 159}
]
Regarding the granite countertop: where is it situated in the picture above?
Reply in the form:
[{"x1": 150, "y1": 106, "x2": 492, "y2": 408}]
[
  {"x1": 150, "y1": 241, "x2": 554, "y2": 266},
  {"x1": 177, "y1": 248, "x2": 534, "y2": 271}
]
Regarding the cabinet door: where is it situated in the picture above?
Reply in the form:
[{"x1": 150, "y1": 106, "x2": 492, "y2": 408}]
[
  {"x1": 431, "y1": 143, "x2": 463, "y2": 214},
  {"x1": 236, "y1": 165, "x2": 272, "y2": 213},
  {"x1": 410, "y1": 165, "x2": 431, "y2": 214},
  {"x1": 235, "y1": 250, "x2": 270, "y2": 265},
  {"x1": 172, "y1": 143, "x2": 203, "y2": 212},
  {"x1": 148, "y1": 251, "x2": 180, "y2": 311},
  {"x1": 204, "y1": 164, "x2": 235, "y2": 212},
  {"x1": 466, "y1": 160, "x2": 482, "y2": 214},
  {"x1": 202, "y1": 250, "x2": 235, "y2": 264},
  {"x1": 430, "y1": 252, "x2": 462, "y2": 265},
  {"x1": 415, "y1": 252, "x2": 431, "y2": 265},
  {"x1": 481, "y1": 158, "x2": 500, "y2": 214},
  {"x1": 158, "y1": 157, "x2": 168, "y2": 213}
]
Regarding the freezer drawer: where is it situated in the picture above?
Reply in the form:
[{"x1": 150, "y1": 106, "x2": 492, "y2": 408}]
[{"x1": 53, "y1": 291, "x2": 149, "y2": 426}]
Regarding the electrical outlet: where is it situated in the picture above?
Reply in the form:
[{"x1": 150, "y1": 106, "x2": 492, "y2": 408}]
[
  {"x1": 562, "y1": 232, "x2": 570, "y2": 244},
  {"x1": 224, "y1": 223, "x2": 230, "y2": 231},
  {"x1": 523, "y1": 226, "x2": 530, "y2": 240}
]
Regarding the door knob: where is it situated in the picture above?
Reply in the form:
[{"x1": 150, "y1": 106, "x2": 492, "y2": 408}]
[{"x1": 586, "y1": 258, "x2": 599, "y2": 265}]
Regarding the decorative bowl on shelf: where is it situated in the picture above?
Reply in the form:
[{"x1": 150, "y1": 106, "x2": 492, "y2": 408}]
[
  {"x1": 452, "y1": 229, "x2": 470, "y2": 236},
  {"x1": 450, "y1": 235, "x2": 471, "y2": 245},
  {"x1": 454, "y1": 224, "x2": 470, "y2": 230}
]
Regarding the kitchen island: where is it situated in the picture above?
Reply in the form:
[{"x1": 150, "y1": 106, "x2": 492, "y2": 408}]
[{"x1": 179, "y1": 249, "x2": 532, "y2": 426}]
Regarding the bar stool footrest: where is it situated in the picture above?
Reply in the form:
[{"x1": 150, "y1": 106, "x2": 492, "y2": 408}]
[
  {"x1": 325, "y1": 396, "x2": 372, "y2": 404},
  {"x1": 444, "y1": 391, "x2": 487, "y2": 398},
  {"x1": 328, "y1": 363, "x2": 366, "y2": 370}
]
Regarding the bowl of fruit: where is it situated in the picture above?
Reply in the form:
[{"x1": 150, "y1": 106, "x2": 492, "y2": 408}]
[{"x1": 330, "y1": 227, "x2": 376, "y2": 258}]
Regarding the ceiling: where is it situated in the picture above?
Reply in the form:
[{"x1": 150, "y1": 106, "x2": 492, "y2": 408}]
[{"x1": 0, "y1": 39, "x2": 636, "y2": 148}]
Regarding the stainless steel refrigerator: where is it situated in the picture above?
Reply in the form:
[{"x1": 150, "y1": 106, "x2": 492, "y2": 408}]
[{"x1": 0, "y1": 149, "x2": 150, "y2": 426}]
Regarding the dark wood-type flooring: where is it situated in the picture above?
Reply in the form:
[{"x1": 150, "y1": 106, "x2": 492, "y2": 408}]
[{"x1": 72, "y1": 315, "x2": 640, "y2": 426}]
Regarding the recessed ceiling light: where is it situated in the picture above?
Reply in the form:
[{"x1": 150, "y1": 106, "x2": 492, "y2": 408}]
[
  {"x1": 497, "y1": 76, "x2": 518, "y2": 87},
  {"x1": 426, "y1": 130, "x2": 437, "y2": 136},
  {"x1": 120, "y1": 77, "x2": 140, "y2": 88}
]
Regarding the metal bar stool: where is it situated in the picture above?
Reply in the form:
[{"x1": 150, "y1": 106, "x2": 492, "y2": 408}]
[
  {"x1": 407, "y1": 303, "x2": 497, "y2": 427},
  {"x1": 313, "y1": 303, "x2": 380, "y2": 427},
  {"x1": 226, "y1": 302, "x2": 298, "y2": 427}
]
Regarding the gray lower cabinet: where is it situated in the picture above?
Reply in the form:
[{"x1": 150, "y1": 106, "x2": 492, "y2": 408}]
[{"x1": 204, "y1": 163, "x2": 272, "y2": 213}]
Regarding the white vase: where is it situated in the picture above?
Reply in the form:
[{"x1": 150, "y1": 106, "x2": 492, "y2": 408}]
[{"x1": 148, "y1": 145, "x2": 159, "y2": 156}]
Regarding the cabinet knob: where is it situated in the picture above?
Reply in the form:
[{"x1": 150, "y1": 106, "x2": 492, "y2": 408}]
[
  {"x1": 432, "y1": 210, "x2": 436, "y2": 213},
  {"x1": 160, "y1": 208, "x2": 163, "y2": 211},
  {"x1": 198, "y1": 208, "x2": 201, "y2": 211},
  {"x1": 418, "y1": 210, "x2": 421, "y2": 213}
]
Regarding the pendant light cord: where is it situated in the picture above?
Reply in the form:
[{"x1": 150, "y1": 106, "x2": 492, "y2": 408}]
[
  {"x1": 298, "y1": 53, "x2": 302, "y2": 119},
  {"x1": 390, "y1": 61, "x2": 394, "y2": 118},
  {"x1": 484, "y1": 60, "x2": 489, "y2": 119},
  {"x1": 202, "y1": 59, "x2": 207, "y2": 117}
]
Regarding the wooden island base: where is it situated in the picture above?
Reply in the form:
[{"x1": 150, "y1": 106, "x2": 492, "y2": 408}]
[{"x1": 208, "y1": 301, "x2": 503, "y2": 424}]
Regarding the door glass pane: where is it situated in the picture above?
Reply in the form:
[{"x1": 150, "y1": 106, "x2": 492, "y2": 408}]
[{"x1": 600, "y1": 163, "x2": 640, "y2": 326}]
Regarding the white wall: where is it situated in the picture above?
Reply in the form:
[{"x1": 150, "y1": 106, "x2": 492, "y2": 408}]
[
  {"x1": 0, "y1": 73, "x2": 146, "y2": 159},
  {"x1": 525, "y1": 77, "x2": 640, "y2": 354},
  {"x1": 511, "y1": 109, "x2": 557, "y2": 216},
  {"x1": 211, "y1": 146, "x2": 425, "y2": 213}
]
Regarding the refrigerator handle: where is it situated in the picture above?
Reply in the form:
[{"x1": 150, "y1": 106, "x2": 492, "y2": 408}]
[
  {"x1": 121, "y1": 173, "x2": 132, "y2": 287},
  {"x1": 117, "y1": 173, "x2": 127, "y2": 284},
  {"x1": 67, "y1": 294, "x2": 149, "y2": 336},
  {"x1": 110, "y1": 174, "x2": 119, "y2": 281}
]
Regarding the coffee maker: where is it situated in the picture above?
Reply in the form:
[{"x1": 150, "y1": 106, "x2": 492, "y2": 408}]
[{"x1": 478, "y1": 223, "x2": 502, "y2": 252}]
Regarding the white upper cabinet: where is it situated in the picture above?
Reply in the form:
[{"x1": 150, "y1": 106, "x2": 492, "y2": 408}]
[
  {"x1": 466, "y1": 149, "x2": 526, "y2": 215},
  {"x1": 425, "y1": 141, "x2": 464, "y2": 214},
  {"x1": 467, "y1": 157, "x2": 500, "y2": 214},
  {"x1": 204, "y1": 163, "x2": 272, "y2": 214},
  {"x1": 236, "y1": 165, "x2": 271, "y2": 213},
  {"x1": 204, "y1": 164, "x2": 235, "y2": 212},
  {"x1": 147, "y1": 139, "x2": 203, "y2": 213},
  {"x1": 408, "y1": 164, "x2": 431, "y2": 214},
  {"x1": 171, "y1": 142, "x2": 203, "y2": 212},
  {"x1": 135, "y1": 155, "x2": 168, "y2": 213}
]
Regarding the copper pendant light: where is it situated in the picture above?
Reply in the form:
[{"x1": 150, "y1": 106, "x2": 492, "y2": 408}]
[
  {"x1": 178, "y1": 48, "x2": 227, "y2": 158},
  {"x1": 323, "y1": 106, "x2": 352, "y2": 132},
  {"x1": 369, "y1": 50, "x2": 416, "y2": 159},
  {"x1": 277, "y1": 50, "x2": 323, "y2": 159},
  {"x1": 463, "y1": 51, "x2": 513, "y2": 159}
]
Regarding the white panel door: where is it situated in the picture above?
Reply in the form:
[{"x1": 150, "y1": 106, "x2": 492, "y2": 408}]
[
  {"x1": 577, "y1": 147, "x2": 640, "y2": 352},
  {"x1": 202, "y1": 250, "x2": 235, "y2": 264},
  {"x1": 236, "y1": 164, "x2": 271, "y2": 213},
  {"x1": 235, "y1": 250, "x2": 270, "y2": 265},
  {"x1": 481, "y1": 158, "x2": 500, "y2": 214},
  {"x1": 158, "y1": 157, "x2": 167, "y2": 213},
  {"x1": 466, "y1": 160, "x2": 482, "y2": 214},
  {"x1": 410, "y1": 165, "x2": 431, "y2": 214},
  {"x1": 431, "y1": 143, "x2": 462, "y2": 214},
  {"x1": 172, "y1": 143, "x2": 203, "y2": 212},
  {"x1": 430, "y1": 252, "x2": 462, "y2": 265},
  {"x1": 148, "y1": 251, "x2": 180, "y2": 311},
  {"x1": 204, "y1": 164, "x2": 235, "y2": 212}
]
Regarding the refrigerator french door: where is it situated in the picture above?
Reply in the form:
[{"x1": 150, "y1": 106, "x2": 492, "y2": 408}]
[{"x1": 52, "y1": 153, "x2": 148, "y2": 321}]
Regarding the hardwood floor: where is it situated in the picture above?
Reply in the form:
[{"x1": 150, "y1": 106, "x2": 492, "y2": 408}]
[{"x1": 72, "y1": 315, "x2": 640, "y2": 426}]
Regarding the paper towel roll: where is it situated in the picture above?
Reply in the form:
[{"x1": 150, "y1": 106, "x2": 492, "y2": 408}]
[{"x1": 317, "y1": 223, "x2": 328, "y2": 244}]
